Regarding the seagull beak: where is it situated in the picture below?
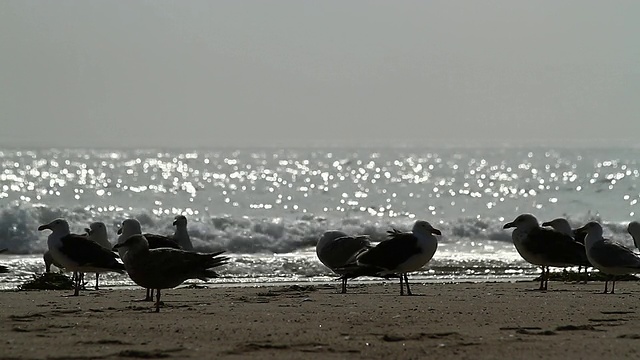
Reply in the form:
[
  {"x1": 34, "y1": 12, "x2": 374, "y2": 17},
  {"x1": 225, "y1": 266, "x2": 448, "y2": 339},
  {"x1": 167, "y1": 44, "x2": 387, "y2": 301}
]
[
  {"x1": 173, "y1": 220, "x2": 177, "y2": 226},
  {"x1": 37, "y1": 224, "x2": 50, "y2": 231},
  {"x1": 117, "y1": 227, "x2": 122, "y2": 235},
  {"x1": 541, "y1": 221, "x2": 551, "y2": 227},
  {"x1": 503, "y1": 222, "x2": 515, "y2": 229},
  {"x1": 112, "y1": 244, "x2": 121, "y2": 250},
  {"x1": 431, "y1": 228, "x2": 442, "y2": 236},
  {"x1": 84, "y1": 228, "x2": 92, "y2": 234}
]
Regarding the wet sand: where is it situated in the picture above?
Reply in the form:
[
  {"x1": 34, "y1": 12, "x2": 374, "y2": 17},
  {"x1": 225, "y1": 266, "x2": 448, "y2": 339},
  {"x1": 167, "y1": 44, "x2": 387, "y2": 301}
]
[{"x1": 1, "y1": 281, "x2": 640, "y2": 359}]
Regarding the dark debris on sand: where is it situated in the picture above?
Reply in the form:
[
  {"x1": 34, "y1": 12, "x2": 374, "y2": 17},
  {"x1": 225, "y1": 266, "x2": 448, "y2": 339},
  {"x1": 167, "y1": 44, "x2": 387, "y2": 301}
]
[{"x1": 19, "y1": 272, "x2": 75, "y2": 291}]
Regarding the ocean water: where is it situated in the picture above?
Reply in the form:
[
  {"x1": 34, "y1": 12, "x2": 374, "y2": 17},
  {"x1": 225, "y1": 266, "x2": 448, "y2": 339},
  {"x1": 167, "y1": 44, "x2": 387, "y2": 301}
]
[{"x1": 1, "y1": 146, "x2": 639, "y2": 290}]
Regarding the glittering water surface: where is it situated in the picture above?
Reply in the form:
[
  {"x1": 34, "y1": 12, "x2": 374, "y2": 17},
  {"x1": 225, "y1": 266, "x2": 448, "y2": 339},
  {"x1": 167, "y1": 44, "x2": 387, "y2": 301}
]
[{"x1": 1, "y1": 147, "x2": 639, "y2": 289}]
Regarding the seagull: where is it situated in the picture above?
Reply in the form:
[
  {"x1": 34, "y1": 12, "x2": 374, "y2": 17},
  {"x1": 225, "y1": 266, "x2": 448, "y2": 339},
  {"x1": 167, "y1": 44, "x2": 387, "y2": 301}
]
[
  {"x1": 627, "y1": 221, "x2": 640, "y2": 251},
  {"x1": 116, "y1": 218, "x2": 182, "y2": 301},
  {"x1": 541, "y1": 217, "x2": 591, "y2": 281},
  {"x1": 316, "y1": 230, "x2": 372, "y2": 293},
  {"x1": 503, "y1": 214, "x2": 590, "y2": 290},
  {"x1": 173, "y1": 215, "x2": 194, "y2": 251},
  {"x1": 577, "y1": 221, "x2": 640, "y2": 293},
  {"x1": 541, "y1": 218, "x2": 587, "y2": 244},
  {"x1": 85, "y1": 222, "x2": 112, "y2": 290},
  {"x1": 44, "y1": 250, "x2": 63, "y2": 273},
  {"x1": 38, "y1": 218, "x2": 125, "y2": 296},
  {"x1": 339, "y1": 220, "x2": 440, "y2": 296},
  {"x1": 113, "y1": 234, "x2": 229, "y2": 312}
]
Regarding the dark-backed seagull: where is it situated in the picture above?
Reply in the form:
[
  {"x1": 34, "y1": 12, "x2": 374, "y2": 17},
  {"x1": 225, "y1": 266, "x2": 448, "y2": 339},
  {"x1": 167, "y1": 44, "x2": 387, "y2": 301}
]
[
  {"x1": 503, "y1": 214, "x2": 590, "y2": 290},
  {"x1": 117, "y1": 218, "x2": 182, "y2": 301},
  {"x1": 173, "y1": 215, "x2": 194, "y2": 251},
  {"x1": 577, "y1": 221, "x2": 640, "y2": 293},
  {"x1": 38, "y1": 218, "x2": 125, "y2": 296},
  {"x1": 340, "y1": 220, "x2": 440, "y2": 296},
  {"x1": 316, "y1": 230, "x2": 372, "y2": 293},
  {"x1": 113, "y1": 234, "x2": 229, "y2": 312},
  {"x1": 541, "y1": 218, "x2": 587, "y2": 244},
  {"x1": 541, "y1": 217, "x2": 590, "y2": 282}
]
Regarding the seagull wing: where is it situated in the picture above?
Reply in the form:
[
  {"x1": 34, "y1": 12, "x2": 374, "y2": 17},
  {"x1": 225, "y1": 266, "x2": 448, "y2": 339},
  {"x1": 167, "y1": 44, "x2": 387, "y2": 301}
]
[
  {"x1": 59, "y1": 234, "x2": 124, "y2": 271},
  {"x1": 590, "y1": 240, "x2": 640, "y2": 269},
  {"x1": 357, "y1": 232, "x2": 419, "y2": 271}
]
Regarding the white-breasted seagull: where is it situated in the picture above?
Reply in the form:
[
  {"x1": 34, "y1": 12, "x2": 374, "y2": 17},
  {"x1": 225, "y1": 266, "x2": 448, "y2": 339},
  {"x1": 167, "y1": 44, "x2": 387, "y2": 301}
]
[
  {"x1": 38, "y1": 218, "x2": 124, "y2": 296},
  {"x1": 577, "y1": 221, "x2": 640, "y2": 293}
]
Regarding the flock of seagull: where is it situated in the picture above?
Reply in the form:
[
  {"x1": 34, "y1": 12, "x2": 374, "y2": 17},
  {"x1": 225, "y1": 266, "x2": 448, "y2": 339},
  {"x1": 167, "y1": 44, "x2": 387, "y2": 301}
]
[
  {"x1": 4, "y1": 212, "x2": 640, "y2": 313},
  {"x1": 317, "y1": 214, "x2": 640, "y2": 295},
  {"x1": 38, "y1": 216, "x2": 228, "y2": 312}
]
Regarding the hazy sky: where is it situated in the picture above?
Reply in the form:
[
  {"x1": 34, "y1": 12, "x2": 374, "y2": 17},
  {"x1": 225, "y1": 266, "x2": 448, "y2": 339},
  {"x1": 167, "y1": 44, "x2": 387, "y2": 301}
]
[{"x1": 1, "y1": 1, "x2": 638, "y2": 149}]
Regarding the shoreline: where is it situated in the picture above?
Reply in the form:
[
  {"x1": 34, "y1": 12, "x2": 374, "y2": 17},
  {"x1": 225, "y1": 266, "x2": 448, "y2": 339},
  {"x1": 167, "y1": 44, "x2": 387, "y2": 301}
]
[{"x1": 2, "y1": 282, "x2": 640, "y2": 359}]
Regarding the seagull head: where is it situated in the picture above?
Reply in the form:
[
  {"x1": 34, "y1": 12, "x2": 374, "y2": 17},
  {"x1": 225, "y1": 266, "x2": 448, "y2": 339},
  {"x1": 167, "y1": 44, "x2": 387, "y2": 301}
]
[
  {"x1": 503, "y1": 214, "x2": 539, "y2": 231},
  {"x1": 86, "y1": 221, "x2": 106, "y2": 236},
  {"x1": 173, "y1": 215, "x2": 187, "y2": 227},
  {"x1": 113, "y1": 234, "x2": 149, "y2": 253},
  {"x1": 412, "y1": 220, "x2": 442, "y2": 236},
  {"x1": 541, "y1": 218, "x2": 573, "y2": 236},
  {"x1": 38, "y1": 218, "x2": 70, "y2": 234},
  {"x1": 627, "y1": 221, "x2": 640, "y2": 240},
  {"x1": 575, "y1": 221, "x2": 604, "y2": 248},
  {"x1": 117, "y1": 218, "x2": 142, "y2": 236}
]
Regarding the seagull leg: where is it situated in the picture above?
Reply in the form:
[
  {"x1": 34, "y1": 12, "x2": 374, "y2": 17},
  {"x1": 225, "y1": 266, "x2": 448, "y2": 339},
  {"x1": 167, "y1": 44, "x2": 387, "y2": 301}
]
[
  {"x1": 73, "y1": 271, "x2": 80, "y2": 296},
  {"x1": 603, "y1": 279, "x2": 609, "y2": 294},
  {"x1": 611, "y1": 276, "x2": 616, "y2": 294},
  {"x1": 341, "y1": 278, "x2": 347, "y2": 294},
  {"x1": 404, "y1": 274, "x2": 412, "y2": 296},
  {"x1": 399, "y1": 274, "x2": 404, "y2": 296},
  {"x1": 79, "y1": 272, "x2": 87, "y2": 290},
  {"x1": 155, "y1": 289, "x2": 161, "y2": 313},
  {"x1": 538, "y1": 266, "x2": 545, "y2": 290},
  {"x1": 543, "y1": 267, "x2": 549, "y2": 291},
  {"x1": 95, "y1": 273, "x2": 99, "y2": 290}
]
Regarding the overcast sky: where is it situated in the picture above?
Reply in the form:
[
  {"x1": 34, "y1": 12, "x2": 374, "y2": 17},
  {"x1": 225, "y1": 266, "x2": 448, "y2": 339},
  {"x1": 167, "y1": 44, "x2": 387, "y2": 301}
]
[{"x1": 1, "y1": 1, "x2": 638, "y2": 149}]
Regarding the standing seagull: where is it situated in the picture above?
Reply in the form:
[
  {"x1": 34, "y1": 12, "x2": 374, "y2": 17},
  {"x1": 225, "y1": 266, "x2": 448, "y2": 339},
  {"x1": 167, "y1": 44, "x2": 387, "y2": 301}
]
[
  {"x1": 541, "y1": 217, "x2": 591, "y2": 281},
  {"x1": 340, "y1": 220, "x2": 440, "y2": 296},
  {"x1": 627, "y1": 221, "x2": 640, "y2": 252},
  {"x1": 503, "y1": 214, "x2": 590, "y2": 290},
  {"x1": 113, "y1": 234, "x2": 229, "y2": 312},
  {"x1": 173, "y1": 215, "x2": 194, "y2": 251},
  {"x1": 316, "y1": 230, "x2": 372, "y2": 293},
  {"x1": 541, "y1": 218, "x2": 587, "y2": 244},
  {"x1": 577, "y1": 221, "x2": 640, "y2": 293},
  {"x1": 38, "y1": 219, "x2": 125, "y2": 296},
  {"x1": 85, "y1": 222, "x2": 112, "y2": 290},
  {"x1": 117, "y1": 218, "x2": 182, "y2": 301}
]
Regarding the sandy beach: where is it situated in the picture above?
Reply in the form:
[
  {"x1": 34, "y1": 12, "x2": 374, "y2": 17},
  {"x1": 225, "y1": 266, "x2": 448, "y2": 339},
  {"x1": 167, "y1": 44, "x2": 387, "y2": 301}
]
[{"x1": 1, "y1": 280, "x2": 640, "y2": 359}]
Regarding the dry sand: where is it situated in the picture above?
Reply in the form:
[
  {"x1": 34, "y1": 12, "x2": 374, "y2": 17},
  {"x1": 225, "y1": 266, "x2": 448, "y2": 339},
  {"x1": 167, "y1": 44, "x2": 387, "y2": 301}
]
[{"x1": 1, "y1": 280, "x2": 640, "y2": 359}]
